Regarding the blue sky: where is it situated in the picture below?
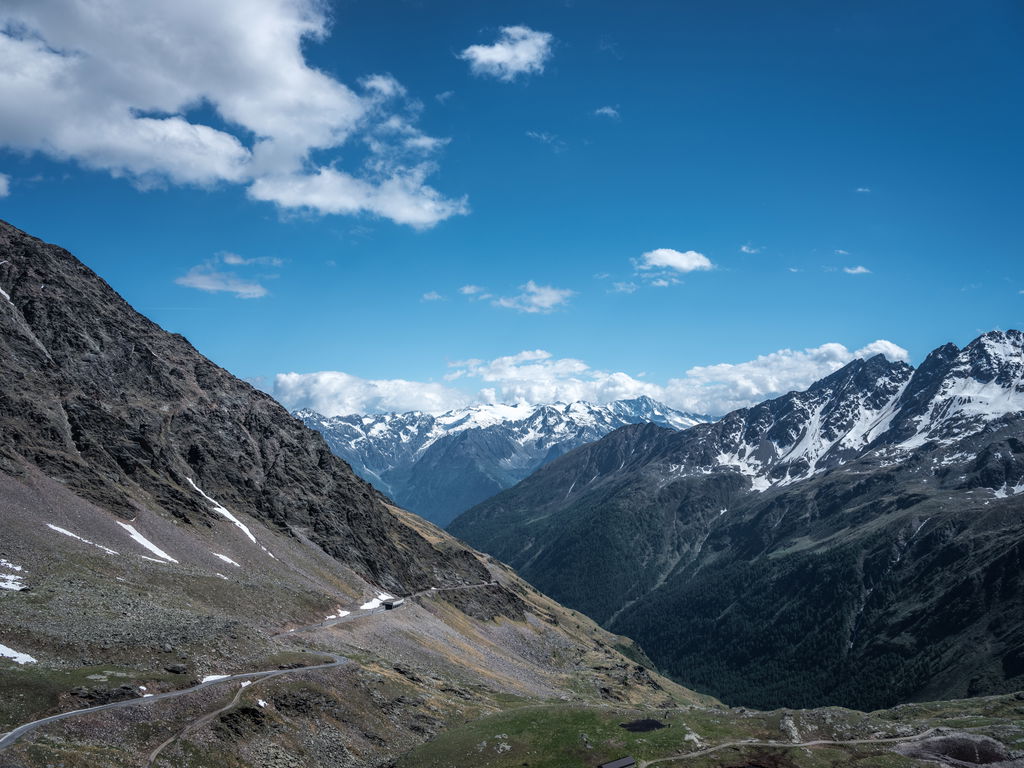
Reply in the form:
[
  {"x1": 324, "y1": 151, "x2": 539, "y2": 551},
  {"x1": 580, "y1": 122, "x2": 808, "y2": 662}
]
[{"x1": 1, "y1": 0, "x2": 1022, "y2": 415}]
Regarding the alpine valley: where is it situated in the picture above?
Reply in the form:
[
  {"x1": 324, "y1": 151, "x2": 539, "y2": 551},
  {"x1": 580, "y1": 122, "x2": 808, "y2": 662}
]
[
  {"x1": 3, "y1": 218, "x2": 1024, "y2": 768},
  {"x1": 297, "y1": 399, "x2": 705, "y2": 526},
  {"x1": 0, "y1": 220, "x2": 710, "y2": 767},
  {"x1": 450, "y1": 332, "x2": 1024, "y2": 713}
]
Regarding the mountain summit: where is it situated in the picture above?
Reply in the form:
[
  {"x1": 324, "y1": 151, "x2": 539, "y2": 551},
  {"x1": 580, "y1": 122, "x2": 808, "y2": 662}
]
[
  {"x1": 451, "y1": 331, "x2": 1024, "y2": 710},
  {"x1": 298, "y1": 396, "x2": 706, "y2": 525}
]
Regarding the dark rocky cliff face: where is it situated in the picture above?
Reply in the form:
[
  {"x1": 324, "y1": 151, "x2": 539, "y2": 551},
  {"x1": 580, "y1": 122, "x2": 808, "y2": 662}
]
[{"x1": 0, "y1": 219, "x2": 487, "y2": 593}]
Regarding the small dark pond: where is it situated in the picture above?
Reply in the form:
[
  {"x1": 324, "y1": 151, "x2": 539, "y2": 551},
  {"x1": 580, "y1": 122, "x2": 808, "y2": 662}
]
[{"x1": 618, "y1": 719, "x2": 668, "y2": 733}]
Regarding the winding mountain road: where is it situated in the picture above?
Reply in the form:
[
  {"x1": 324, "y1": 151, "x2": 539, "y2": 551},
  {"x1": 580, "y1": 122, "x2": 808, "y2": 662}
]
[
  {"x1": 0, "y1": 581, "x2": 494, "y2": 760},
  {"x1": 638, "y1": 728, "x2": 943, "y2": 766},
  {"x1": 0, "y1": 579, "x2": 949, "y2": 767}
]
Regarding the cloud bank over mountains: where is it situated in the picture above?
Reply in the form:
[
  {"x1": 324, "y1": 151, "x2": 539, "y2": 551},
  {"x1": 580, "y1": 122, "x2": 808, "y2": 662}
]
[{"x1": 274, "y1": 339, "x2": 910, "y2": 418}]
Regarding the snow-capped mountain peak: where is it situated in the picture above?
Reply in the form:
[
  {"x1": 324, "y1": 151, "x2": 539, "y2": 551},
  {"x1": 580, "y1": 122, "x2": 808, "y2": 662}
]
[
  {"x1": 653, "y1": 331, "x2": 1024, "y2": 493},
  {"x1": 891, "y1": 329, "x2": 1024, "y2": 449},
  {"x1": 297, "y1": 397, "x2": 707, "y2": 524}
]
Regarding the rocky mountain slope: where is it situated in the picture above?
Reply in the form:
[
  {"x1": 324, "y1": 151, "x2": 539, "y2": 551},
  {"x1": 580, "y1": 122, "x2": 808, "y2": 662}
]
[
  {"x1": 0, "y1": 219, "x2": 707, "y2": 767},
  {"x1": 297, "y1": 398, "x2": 705, "y2": 525},
  {"x1": 450, "y1": 332, "x2": 1024, "y2": 711}
]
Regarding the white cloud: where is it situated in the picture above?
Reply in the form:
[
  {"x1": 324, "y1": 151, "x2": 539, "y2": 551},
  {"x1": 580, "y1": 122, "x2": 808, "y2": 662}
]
[
  {"x1": 739, "y1": 244, "x2": 760, "y2": 254},
  {"x1": 422, "y1": 291, "x2": 443, "y2": 301},
  {"x1": 248, "y1": 166, "x2": 468, "y2": 230},
  {"x1": 835, "y1": 249, "x2": 850, "y2": 255},
  {"x1": 175, "y1": 266, "x2": 267, "y2": 299},
  {"x1": 275, "y1": 371, "x2": 471, "y2": 416},
  {"x1": 525, "y1": 130, "x2": 565, "y2": 152},
  {"x1": 0, "y1": 173, "x2": 9, "y2": 197},
  {"x1": 175, "y1": 251, "x2": 277, "y2": 298},
  {"x1": 460, "y1": 284, "x2": 486, "y2": 295},
  {"x1": 856, "y1": 187, "x2": 871, "y2": 193},
  {"x1": 855, "y1": 340, "x2": 908, "y2": 361},
  {"x1": 221, "y1": 252, "x2": 283, "y2": 267},
  {"x1": 275, "y1": 340, "x2": 911, "y2": 417},
  {"x1": 459, "y1": 25, "x2": 554, "y2": 81},
  {"x1": 435, "y1": 90, "x2": 454, "y2": 103},
  {"x1": 637, "y1": 248, "x2": 714, "y2": 273},
  {"x1": 611, "y1": 281, "x2": 638, "y2": 294},
  {"x1": 662, "y1": 340, "x2": 909, "y2": 414},
  {"x1": 843, "y1": 265, "x2": 871, "y2": 274},
  {"x1": 493, "y1": 280, "x2": 575, "y2": 313},
  {"x1": 0, "y1": 1, "x2": 465, "y2": 228},
  {"x1": 594, "y1": 105, "x2": 620, "y2": 119}
]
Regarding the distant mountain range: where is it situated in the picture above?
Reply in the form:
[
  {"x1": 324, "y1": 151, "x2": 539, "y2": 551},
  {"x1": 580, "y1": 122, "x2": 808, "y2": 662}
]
[
  {"x1": 450, "y1": 331, "x2": 1024, "y2": 711},
  {"x1": 297, "y1": 397, "x2": 707, "y2": 525}
]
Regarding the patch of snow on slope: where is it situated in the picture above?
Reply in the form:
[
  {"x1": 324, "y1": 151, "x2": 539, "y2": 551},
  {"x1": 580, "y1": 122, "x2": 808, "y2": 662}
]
[
  {"x1": 212, "y1": 552, "x2": 241, "y2": 568},
  {"x1": 186, "y1": 478, "x2": 257, "y2": 544},
  {"x1": 990, "y1": 484, "x2": 1024, "y2": 498},
  {"x1": 777, "y1": 399, "x2": 829, "y2": 472},
  {"x1": 46, "y1": 524, "x2": 119, "y2": 555},
  {"x1": 0, "y1": 559, "x2": 24, "y2": 591},
  {"x1": 849, "y1": 379, "x2": 910, "y2": 448},
  {"x1": 116, "y1": 522, "x2": 179, "y2": 563},
  {"x1": 715, "y1": 450, "x2": 770, "y2": 491},
  {"x1": 201, "y1": 674, "x2": 229, "y2": 683},
  {"x1": 0, "y1": 642, "x2": 36, "y2": 664},
  {"x1": 360, "y1": 592, "x2": 394, "y2": 610}
]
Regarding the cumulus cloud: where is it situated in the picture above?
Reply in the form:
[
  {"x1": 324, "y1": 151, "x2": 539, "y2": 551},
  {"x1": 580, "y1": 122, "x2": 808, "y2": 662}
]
[
  {"x1": 0, "y1": 1, "x2": 465, "y2": 228},
  {"x1": 844, "y1": 265, "x2": 871, "y2": 274},
  {"x1": 459, "y1": 25, "x2": 554, "y2": 81},
  {"x1": 421, "y1": 291, "x2": 443, "y2": 301},
  {"x1": 856, "y1": 187, "x2": 871, "y2": 193},
  {"x1": 493, "y1": 280, "x2": 575, "y2": 313},
  {"x1": 276, "y1": 340, "x2": 910, "y2": 417},
  {"x1": 855, "y1": 340, "x2": 909, "y2": 360},
  {"x1": 275, "y1": 371, "x2": 471, "y2": 416},
  {"x1": 460, "y1": 284, "x2": 486, "y2": 295},
  {"x1": 637, "y1": 248, "x2": 714, "y2": 273},
  {"x1": 248, "y1": 166, "x2": 467, "y2": 229},
  {"x1": 594, "y1": 105, "x2": 620, "y2": 119},
  {"x1": 739, "y1": 244, "x2": 760, "y2": 254},
  {"x1": 611, "y1": 281, "x2": 638, "y2": 294},
  {"x1": 661, "y1": 340, "x2": 909, "y2": 414}
]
